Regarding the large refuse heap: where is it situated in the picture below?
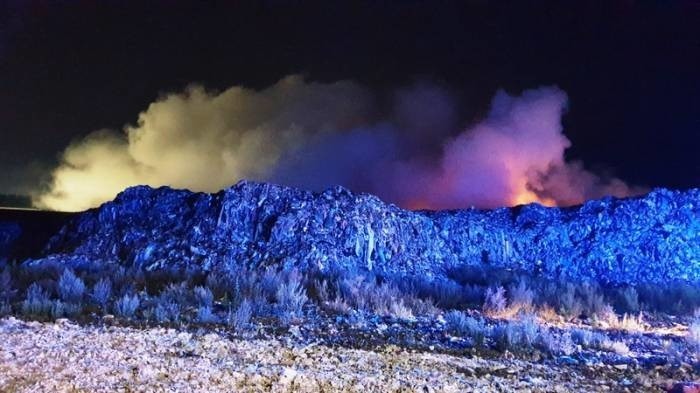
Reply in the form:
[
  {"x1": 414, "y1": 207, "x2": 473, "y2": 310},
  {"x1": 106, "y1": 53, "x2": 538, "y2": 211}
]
[{"x1": 5, "y1": 181, "x2": 700, "y2": 285}]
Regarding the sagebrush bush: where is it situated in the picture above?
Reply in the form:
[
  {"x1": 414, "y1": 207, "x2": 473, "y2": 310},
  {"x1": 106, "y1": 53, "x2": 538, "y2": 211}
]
[
  {"x1": 21, "y1": 283, "x2": 51, "y2": 318},
  {"x1": 92, "y1": 278, "x2": 111, "y2": 310},
  {"x1": 663, "y1": 284, "x2": 700, "y2": 314},
  {"x1": 0, "y1": 267, "x2": 15, "y2": 302},
  {"x1": 276, "y1": 273, "x2": 308, "y2": 325},
  {"x1": 154, "y1": 297, "x2": 180, "y2": 323},
  {"x1": 518, "y1": 315, "x2": 539, "y2": 347},
  {"x1": 111, "y1": 266, "x2": 129, "y2": 294},
  {"x1": 228, "y1": 298, "x2": 253, "y2": 333},
  {"x1": 579, "y1": 282, "x2": 606, "y2": 317},
  {"x1": 618, "y1": 312, "x2": 646, "y2": 332},
  {"x1": 605, "y1": 340, "x2": 631, "y2": 356},
  {"x1": 597, "y1": 306, "x2": 645, "y2": 332},
  {"x1": 483, "y1": 286, "x2": 507, "y2": 316},
  {"x1": 326, "y1": 270, "x2": 435, "y2": 319},
  {"x1": 196, "y1": 306, "x2": 218, "y2": 324},
  {"x1": 57, "y1": 269, "x2": 85, "y2": 303},
  {"x1": 463, "y1": 284, "x2": 485, "y2": 307},
  {"x1": 618, "y1": 287, "x2": 640, "y2": 313},
  {"x1": 0, "y1": 300, "x2": 10, "y2": 316},
  {"x1": 50, "y1": 300, "x2": 81, "y2": 319},
  {"x1": 126, "y1": 267, "x2": 146, "y2": 292},
  {"x1": 571, "y1": 328, "x2": 609, "y2": 349},
  {"x1": 415, "y1": 277, "x2": 463, "y2": 309},
  {"x1": 509, "y1": 280, "x2": 534, "y2": 313},
  {"x1": 501, "y1": 322, "x2": 528, "y2": 349},
  {"x1": 445, "y1": 310, "x2": 488, "y2": 345},
  {"x1": 485, "y1": 313, "x2": 578, "y2": 355},
  {"x1": 490, "y1": 325, "x2": 509, "y2": 350},
  {"x1": 372, "y1": 283, "x2": 403, "y2": 316},
  {"x1": 194, "y1": 286, "x2": 214, "y2": 308},
  {"x1": 114, "y1": 293, "x2": 140, "y2": 318},
  {"x1": 205, "y1": 271, "x2": 228, "y2": 300},
  {"x1": 325, "y1": 297, "x2": 352, "y2": 314},
  {"x1": 538, "y1": 329, "x2": 575, "y2": 356},
  {"x1": 0, "y1": 269, "x2": 15, "y2": 316},
  {"x1": 388, "y1": 299, "x2": 415, "y2": 320},
  {"x1": 686, "y1": 319, "x2": 700, "y2": 353},
  {"x1": 262, "y1": 267, "x2": 284, "y2": 302},
  {"x1": 397, "y1": 275, "x2": 482, "y2": 310},
  {"x1": 161, "y1": 282, "x2": 190, "y2": 305},
  {"x1": 537, "y1": 304, "x2": 561, "y2": 323},
  {"x1": 557, "y1": 283, "x2": 583, "y2": 319}
]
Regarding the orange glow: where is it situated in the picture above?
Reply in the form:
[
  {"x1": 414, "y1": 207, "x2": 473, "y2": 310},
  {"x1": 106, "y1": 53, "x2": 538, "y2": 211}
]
[
  {"x1": 511, "y1": 188, "x2": 556, "y2": 206},
  {"x1": 509, "y1": 174, "x2": 557, "y2": 207}
]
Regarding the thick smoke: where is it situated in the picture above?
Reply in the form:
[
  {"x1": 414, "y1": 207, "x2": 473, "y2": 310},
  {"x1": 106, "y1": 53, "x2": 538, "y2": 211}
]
[
  {"x1": 36, "y1": 76, "x2": 372, "y2": 211},
  {"x1": 382, "y1": 88, "x2": 641, "y2": 209},
  {"x1": 35, "y1": 75, "x2": 641, "y2": 211}
]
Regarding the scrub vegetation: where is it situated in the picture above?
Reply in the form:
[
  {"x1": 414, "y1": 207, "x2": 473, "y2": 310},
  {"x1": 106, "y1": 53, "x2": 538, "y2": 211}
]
[{"x1": 2, "y1": 259, "x2": 700, "y2": 364}]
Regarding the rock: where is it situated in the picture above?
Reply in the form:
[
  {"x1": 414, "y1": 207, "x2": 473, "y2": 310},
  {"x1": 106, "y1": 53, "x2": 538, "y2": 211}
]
[
  {"x1": 8, "y1": 181, "x2": 700, "y2": 285},
  {"x1": 280, "y1": 367, "x2": 297, "y2": 383},
  {"x1": 456, "y1": 366, "x2": 474, "y2": 376},
  {"x1": 558, "y1": 356, "x2": 579, "y2": 365},
  {"x1": 639, "y1": 355, "x2": 667, "y2": 368},
  {"x1": 666, "y1": 382, "x2": 700, "y2": 393},
  {"x1": 101, "y1": 315, "x2": 115, "y2": 324}
]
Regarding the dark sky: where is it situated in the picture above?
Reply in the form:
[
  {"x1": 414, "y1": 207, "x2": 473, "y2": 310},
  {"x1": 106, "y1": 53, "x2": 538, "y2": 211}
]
[{"x1": 1, "y1": 0, "x2": 699, "y2": 200}]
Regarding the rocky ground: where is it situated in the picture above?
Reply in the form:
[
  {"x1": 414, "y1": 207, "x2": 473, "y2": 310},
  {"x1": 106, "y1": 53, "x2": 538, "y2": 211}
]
[{"x1": 1, "y1": 317, "x2": 698, "y2": 392}]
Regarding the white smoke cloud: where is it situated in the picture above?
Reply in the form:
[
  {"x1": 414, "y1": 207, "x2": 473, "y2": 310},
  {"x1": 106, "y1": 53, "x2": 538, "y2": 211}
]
[
  {"x1": 36, "y1": 75, "x2": 372, "y2": 211},
  {"x1": 35, "y1": 75, "x2": 642, "y2": 212}
]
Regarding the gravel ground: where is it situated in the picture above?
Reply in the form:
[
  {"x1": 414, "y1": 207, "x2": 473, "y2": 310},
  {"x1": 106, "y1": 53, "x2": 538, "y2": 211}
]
[{"x1": 0, "y1": 317, "x2": 688, "y2": 392}]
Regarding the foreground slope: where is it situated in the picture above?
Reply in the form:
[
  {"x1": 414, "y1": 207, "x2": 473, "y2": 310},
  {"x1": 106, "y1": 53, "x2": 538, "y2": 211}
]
[
  {"x1": 0, "y1": 317, "x2": 673, "y2": 393},
  {"x1": 18, "y1": 180, "x2": 700, "y2": 285}
]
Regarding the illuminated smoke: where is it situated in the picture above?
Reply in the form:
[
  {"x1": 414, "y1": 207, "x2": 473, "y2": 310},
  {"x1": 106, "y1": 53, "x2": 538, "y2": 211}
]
[
  {"x1": 35, "y1": 76, "x2": 641, "y2": 211},
  {"x1": 35, "y1": 76, "x2": 371, "y2": 211},
  {"x1": 382, "y1": 87, "x2": 641, "y2": 209}
]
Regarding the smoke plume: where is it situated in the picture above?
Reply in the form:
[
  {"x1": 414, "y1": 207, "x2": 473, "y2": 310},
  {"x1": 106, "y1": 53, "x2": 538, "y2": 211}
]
[
  {"x1": 35, "y1": 75, "x2": 641, "y2": 211},
  {"x1": 381, "y1": 87, "x2": 641, "y2": 209}
]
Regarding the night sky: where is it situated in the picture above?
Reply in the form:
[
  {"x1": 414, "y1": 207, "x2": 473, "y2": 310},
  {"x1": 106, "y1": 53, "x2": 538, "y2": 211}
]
[{"x1": 1, "y1": 1, "x2": 699, "y2": 210}]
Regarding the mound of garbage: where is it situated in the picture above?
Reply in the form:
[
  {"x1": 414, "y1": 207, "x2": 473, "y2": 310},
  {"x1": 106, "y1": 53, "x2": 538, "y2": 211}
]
[{"x1": 11, "y1": 181, "x2": 700, "y2": 284}]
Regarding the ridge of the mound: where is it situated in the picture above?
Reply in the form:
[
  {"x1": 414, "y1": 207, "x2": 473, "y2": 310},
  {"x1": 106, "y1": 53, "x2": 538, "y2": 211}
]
[{"x1": 11, "y1": 181, "x2": 700, "y2": 284}]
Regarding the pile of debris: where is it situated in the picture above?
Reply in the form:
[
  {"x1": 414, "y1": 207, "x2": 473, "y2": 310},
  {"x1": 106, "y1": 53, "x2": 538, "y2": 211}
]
[{"x1": 12, "y1": 181, "x2": 700, "y2": 284}]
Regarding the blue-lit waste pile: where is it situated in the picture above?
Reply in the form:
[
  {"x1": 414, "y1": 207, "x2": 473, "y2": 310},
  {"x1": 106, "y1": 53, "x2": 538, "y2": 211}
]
[{"x1": 9, "y1": 181, "x2": 700, "y2": 285}]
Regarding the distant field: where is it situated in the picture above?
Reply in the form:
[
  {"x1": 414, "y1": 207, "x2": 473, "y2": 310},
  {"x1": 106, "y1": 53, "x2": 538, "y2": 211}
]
[
  {"x1": 0, "y1": 194, "x2": 32, "y2": 209},
  {"x1": 0, "y1": 208, "x2": 76, "y2": 261}
]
